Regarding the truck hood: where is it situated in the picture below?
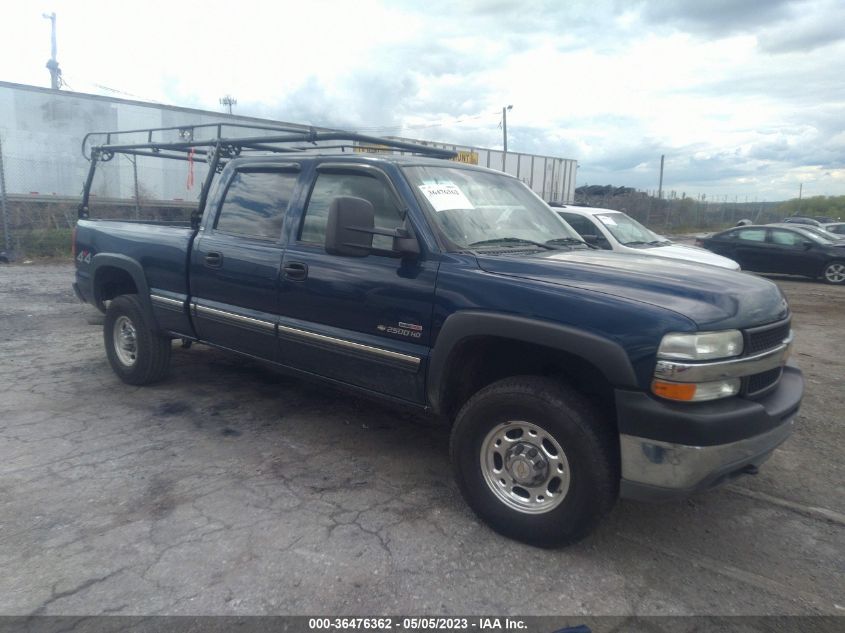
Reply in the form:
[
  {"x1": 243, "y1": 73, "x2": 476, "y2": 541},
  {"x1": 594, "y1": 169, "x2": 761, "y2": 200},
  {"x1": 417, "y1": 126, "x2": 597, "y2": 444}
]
[
  {"x1": 641, "y1": 243, "x2": 740, "y2": 270},
  {"x1": 476, "y1": 250, "x2": 789, "y2": 330}
]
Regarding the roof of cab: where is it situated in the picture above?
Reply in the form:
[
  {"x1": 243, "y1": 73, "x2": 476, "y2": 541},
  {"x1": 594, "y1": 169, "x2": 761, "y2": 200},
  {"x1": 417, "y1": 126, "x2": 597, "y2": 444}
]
[{"x1": 226, "y1": 151, "x2": 511, "y2": 175}]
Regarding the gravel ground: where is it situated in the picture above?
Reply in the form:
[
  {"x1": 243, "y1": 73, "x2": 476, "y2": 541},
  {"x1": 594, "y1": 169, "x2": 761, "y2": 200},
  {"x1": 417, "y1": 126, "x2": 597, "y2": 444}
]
[{"x1": 0, "y1": 263, "x2": 843, "y2": 616}]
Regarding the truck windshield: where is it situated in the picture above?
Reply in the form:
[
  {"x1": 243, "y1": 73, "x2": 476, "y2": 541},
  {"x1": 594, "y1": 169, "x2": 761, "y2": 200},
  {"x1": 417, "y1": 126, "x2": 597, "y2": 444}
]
[{"x1": 403, "y1": 166, "x2": 582, "y2": 250}]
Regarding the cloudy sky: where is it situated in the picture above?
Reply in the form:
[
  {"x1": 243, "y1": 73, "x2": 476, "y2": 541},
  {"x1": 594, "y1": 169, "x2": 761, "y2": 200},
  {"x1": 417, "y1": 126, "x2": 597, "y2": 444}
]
[{"x1": 2, "y1": 0, "x2": 844, "y2": 200}]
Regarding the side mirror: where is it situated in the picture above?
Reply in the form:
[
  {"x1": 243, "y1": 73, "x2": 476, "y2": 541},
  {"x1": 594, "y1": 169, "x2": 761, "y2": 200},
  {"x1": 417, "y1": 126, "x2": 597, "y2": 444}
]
[
  {"x1": 392, "y1": 229, "x2": 420, "y2": 256},
  {"x1": 324, "y1": 195, "x2": 421, "y2": 258},
  {"x1": 325, "y1": 196, "x2": 375, "y2": 257},
  {"x1": 582, "y1": 234, "x2": 599, "y2": 244},
  {"x1": 803, "y1": 240, "x2": 813, "y2": 249}
]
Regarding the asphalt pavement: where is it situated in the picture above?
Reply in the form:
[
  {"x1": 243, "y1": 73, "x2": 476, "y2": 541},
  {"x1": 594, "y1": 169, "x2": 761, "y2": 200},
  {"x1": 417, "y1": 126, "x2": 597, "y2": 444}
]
[{"x1": 1, "y1": 263, "x2": 842, "y2": 616}]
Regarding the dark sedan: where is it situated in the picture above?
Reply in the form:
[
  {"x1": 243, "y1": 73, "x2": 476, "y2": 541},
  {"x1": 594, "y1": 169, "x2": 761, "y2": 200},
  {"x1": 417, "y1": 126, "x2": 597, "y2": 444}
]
[{"x1": 697, "y1": 224, "x2": 845, "y2": 284}]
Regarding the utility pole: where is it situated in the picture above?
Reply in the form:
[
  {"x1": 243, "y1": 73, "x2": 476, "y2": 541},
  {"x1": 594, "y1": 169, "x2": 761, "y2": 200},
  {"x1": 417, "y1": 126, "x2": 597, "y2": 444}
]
[
  {"x1": 650, "y1": 154, "x2": 665, "y2": 228},
  {"x1": 657, "y1": 154, "x2": 665, "y2": 200},
  {"x1": 219, "y1": 95, "x2": 237, "y2": 115},
  {"x1": 126, "y1": 155, "x2": 140, "y2": 219},
  {"x1": 797, "y1": 183, "x2": 803, "y2": 214},
  {"x1": 43, "y1": 12, "x2": 61, "y2": 89},
  {"x1": 501, "y1": 104, "x2": 512, "y2": 171}
]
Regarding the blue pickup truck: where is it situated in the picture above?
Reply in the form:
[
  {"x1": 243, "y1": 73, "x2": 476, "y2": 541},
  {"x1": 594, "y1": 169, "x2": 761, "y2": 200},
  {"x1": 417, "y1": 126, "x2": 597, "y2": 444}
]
[{"x1": 72, "y1": 124, "x2": 802, "y2": 546}]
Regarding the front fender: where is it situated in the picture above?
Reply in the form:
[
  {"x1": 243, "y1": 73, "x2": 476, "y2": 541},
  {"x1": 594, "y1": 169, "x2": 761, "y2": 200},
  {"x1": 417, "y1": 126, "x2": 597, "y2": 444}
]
[{"x1": 426, "y1": 311, "x2": 639, "y2": 413}]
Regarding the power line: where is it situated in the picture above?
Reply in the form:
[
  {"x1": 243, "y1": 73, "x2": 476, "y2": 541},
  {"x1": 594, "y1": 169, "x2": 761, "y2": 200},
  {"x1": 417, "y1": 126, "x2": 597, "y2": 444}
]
[
  {"x1": 53, "y1": 73, "x2": 165, "y2": 104},
  {"x1": 91, "y1": 82, "x2": 162, "y2": 103}
]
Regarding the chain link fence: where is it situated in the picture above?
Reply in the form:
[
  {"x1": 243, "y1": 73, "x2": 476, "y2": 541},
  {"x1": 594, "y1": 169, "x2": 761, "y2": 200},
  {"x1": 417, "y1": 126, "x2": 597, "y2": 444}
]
[
  {"x1": 0, "y1": 135, "x2": 805, "y2": 261},
  {"x1": 0, "y1": 140, "x2": 206, "y2": 259},
  {"x1": 571, "y1": 190, "x2": 787, "y2": 235}
]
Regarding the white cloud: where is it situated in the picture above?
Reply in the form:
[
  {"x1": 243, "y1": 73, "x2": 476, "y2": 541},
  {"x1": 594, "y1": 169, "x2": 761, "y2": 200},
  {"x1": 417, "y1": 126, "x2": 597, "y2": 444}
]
[{"x1": 1, "y1": 0, "x2": 843, "y2": 199}]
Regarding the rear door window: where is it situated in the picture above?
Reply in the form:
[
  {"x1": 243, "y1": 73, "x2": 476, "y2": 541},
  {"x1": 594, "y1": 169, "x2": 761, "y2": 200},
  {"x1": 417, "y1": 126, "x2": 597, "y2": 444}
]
[{"x1": 215, "y1": 170, "x2": 298, "y2": 240}]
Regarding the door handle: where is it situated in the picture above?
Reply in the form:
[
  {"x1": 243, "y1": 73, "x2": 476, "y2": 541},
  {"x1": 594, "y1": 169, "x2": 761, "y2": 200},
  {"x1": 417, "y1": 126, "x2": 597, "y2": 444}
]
[
  {"x1": 283, "y1": 261, "x2": 308, "y2": 281},
  {"x1": 204, "y1": 252, "x2": 223, "y2": 268}
]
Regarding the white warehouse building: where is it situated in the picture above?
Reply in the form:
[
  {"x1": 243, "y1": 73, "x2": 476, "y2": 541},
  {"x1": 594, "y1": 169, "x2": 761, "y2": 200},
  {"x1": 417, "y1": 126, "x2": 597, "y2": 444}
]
[{"x1": 0, "y1": 81, "x2": 577, "y2": 207}]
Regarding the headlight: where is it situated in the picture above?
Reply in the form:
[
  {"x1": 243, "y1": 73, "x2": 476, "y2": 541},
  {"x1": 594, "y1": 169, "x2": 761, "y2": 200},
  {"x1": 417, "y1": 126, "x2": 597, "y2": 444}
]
[
  {"x1": 653, "y1": 330, "x2": 745, "y2": 402},
  {"x1": 657, "y1": 330, "x2": 743, "y2": 360}
]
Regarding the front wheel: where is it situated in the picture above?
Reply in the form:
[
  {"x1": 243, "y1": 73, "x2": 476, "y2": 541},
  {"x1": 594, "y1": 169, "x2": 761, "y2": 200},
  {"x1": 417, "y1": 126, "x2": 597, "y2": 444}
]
[
  {"x1": 450, "y1": 376, "x2": 618, "y2": 547},
  {"x1": 821, "y1": 260, "x2": 845, "y2": 284},
  {"x1": 103, "y1": 294, "x2": 172, "y2": 385}
]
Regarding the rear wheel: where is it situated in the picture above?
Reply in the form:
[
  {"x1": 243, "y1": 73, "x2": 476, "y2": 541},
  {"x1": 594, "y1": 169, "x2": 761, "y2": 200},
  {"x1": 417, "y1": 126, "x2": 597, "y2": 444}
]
[
  {"x1": 822, "y1": 261, "x2": 845, "y2": 284},
  {"x1": 450, "y1": 376, "x2": 618, "y2": 547},
  {"x1": 104, "y1": 294, "x2": 172, "y2": 385}
]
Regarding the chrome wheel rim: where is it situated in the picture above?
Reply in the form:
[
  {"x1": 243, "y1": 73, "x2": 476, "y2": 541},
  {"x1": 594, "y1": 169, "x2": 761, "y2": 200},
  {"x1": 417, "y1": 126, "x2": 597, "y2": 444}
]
[
  {"x1": 480, "y1": 421, "x2": 571, "y2": 514},
  {"x1": 113, "y1": 315, "x2": 138, "y2": 367},
  {"x1": 824, "y1": 263, "x2": 845, "y2": 283}
]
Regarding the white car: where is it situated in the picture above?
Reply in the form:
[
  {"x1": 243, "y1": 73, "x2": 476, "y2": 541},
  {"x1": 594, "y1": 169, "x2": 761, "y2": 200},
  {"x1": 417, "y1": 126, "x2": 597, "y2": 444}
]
[{"x1": 555, "y1": 205, "x2": 741, "y2": 270}]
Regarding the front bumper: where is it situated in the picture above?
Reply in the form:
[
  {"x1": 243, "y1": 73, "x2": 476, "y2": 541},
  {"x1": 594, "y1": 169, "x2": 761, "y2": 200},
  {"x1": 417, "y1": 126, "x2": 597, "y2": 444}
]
[{"x1": 617, "y1": 363, "x2": 803, "y2": 502}]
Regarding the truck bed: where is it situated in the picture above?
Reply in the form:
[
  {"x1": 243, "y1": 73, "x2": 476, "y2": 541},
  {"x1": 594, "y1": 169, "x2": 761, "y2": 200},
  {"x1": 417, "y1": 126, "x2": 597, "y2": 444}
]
[{"x1": 74, "y1": 219, "x2": 196, "y2": 308}]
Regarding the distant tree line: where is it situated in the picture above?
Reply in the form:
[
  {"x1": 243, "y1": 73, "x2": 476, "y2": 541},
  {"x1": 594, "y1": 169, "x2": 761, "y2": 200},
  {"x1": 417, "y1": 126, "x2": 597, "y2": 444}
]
[
  {"x1": 775, "y1": 195, "x2": 845, "y2": 219},
  {"x1": 572, "y1": 186, "x2": 843, "y2": 232},
  {"x1": 573, "y1": 185, "x2": 642, "y2": 198}
]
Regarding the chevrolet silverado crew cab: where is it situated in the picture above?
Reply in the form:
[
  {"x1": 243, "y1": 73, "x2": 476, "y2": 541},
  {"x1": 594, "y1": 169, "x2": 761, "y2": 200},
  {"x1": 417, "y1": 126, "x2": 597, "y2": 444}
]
[{"x1": 72, "y1": 124, "x2": 803, "y2": 546}]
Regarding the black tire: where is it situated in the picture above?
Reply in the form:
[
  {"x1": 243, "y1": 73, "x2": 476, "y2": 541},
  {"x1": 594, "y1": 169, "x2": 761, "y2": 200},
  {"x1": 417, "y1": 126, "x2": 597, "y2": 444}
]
[
  {"x1": 450, "y1": 376, "x2": 618, "y2": 547},
  {"x1": 821, "y1": 260, "x2": 845, "y2": 284},
  {"x1": 103, "y1": 294, "x2": 171, "y2": 385}
]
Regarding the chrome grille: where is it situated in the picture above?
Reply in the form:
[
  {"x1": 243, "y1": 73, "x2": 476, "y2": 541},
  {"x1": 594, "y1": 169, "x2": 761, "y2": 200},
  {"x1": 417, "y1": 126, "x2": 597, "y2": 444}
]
[{"x1": 742, "y1": 319, "x2": 791, "y2": 398}]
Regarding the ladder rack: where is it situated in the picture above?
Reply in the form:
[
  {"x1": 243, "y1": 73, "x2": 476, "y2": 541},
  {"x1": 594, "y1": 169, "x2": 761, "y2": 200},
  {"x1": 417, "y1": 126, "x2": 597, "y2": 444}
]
[{"x1": 78, "y1": 122, "x2": 457, "y2": 220}]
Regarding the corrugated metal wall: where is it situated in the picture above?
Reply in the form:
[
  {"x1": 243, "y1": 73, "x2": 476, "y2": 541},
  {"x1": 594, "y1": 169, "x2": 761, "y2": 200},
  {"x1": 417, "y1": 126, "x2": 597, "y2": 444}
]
[
  {"x1": 0, "y1": 81, "x2": 577, "y2": 205},
  {"x1": 388, "y1": 136, "x2": 577, "y2": 203}
]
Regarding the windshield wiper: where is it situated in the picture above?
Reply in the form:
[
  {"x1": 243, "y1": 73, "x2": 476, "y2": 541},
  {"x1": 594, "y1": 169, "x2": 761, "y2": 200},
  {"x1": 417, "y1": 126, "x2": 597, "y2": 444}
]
[
  {"x1": 469, "y1": 237, "x2": 556, "y2": 250},
  {"x1": 546, "y1": 237, "x2": 584, "y2": 245},
  {"x1": 623, "y1": 240, "x2": 649, "y2": 246},
  {"x1": 546, "y1": 237, "x2": 595, "y2": 249},
  {"x1": 647, "y1": 239, "x2": 671, "y2": 246}
]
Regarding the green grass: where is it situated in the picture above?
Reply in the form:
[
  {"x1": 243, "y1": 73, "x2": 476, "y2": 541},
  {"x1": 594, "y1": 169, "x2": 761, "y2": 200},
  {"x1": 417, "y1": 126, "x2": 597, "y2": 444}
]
[{"x1": 1, "y1": 228, "x2": 74, "y2": 259}]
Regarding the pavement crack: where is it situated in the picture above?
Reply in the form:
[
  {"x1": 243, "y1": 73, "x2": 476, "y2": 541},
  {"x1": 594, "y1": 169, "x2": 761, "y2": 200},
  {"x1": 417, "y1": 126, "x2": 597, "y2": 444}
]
[
  {"x1": 725, "y1": 485, "x2": 845, "y2": 526},
  {"x1": 30, "y1": 568, "x2": 125, "y2": 615}
]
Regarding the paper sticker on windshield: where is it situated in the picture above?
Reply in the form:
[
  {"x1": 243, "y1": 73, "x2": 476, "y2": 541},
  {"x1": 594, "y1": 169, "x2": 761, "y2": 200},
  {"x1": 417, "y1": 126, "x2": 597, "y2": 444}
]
[
  {"x1": 418, "y1": 184, "x2": 475, "y2": 212},
  {"x1": 596, "y1": 215, "x2": 618, "y2": 226}
]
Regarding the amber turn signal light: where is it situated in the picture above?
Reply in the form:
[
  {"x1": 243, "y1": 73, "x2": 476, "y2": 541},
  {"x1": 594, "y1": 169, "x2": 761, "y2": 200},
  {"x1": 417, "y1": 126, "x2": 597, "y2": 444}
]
[{"x1": 651, "y1": 380, "x2": 697, "y2": 401}]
